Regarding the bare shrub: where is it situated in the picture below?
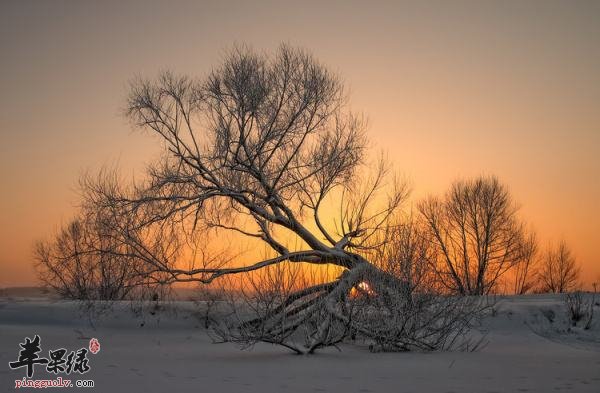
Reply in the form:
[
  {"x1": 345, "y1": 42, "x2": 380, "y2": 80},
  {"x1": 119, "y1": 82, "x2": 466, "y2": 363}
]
[
  {"x1": 564, "y1": 284, "x2": 597, "y2": 330},
  {"x1": 565, "y1": 291, "x2": 587, "y2": 325},
  {"x1": 585, "y1": 284, "x2": 597, "y2": 330},
  {"x1": 564, "y1": 291, "x2": 595, "y2": 329}
]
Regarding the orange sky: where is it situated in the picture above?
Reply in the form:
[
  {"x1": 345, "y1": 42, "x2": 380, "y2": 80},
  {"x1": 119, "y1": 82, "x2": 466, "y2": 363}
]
[{"x1": 1, "y1": 1, "x2": 599, "y2": 288}]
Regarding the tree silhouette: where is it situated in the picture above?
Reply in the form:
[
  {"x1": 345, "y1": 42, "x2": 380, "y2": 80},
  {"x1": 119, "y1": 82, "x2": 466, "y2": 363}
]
[
  {"x1": 419, "y1": 176, "x2": 525, "y2": 295},
  {"x1": 43, "y1": 44, "x2": 482, "y2": 353},
  {"x1": 540, "y1": 240, "x2": 580, "y2": 293}
]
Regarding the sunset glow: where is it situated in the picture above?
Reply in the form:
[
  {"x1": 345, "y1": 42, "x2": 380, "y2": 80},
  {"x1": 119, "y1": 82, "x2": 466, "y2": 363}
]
[
  {"x1": 1, "y1": 1, "x2": 599, "y2": 289},
  {"x1": 2, "y1": 3, "x2": 600, "y2": 392},
  {"x1": 350, "y1": 281, "x2": 375, "y2": 298}
]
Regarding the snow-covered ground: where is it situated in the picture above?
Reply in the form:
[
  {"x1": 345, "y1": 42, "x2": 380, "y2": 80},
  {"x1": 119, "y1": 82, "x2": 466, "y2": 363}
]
[{"x1": 1, "y1": 292, "x2": 598, "y2": 392}]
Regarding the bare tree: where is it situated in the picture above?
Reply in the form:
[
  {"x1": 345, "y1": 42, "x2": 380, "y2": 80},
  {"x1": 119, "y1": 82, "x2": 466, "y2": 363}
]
[
  {"x1": 512, "y1": 230, "x2": 539, "y2": 295},
  {"x1": 418, "y1": 176, "x2": 525, "y2": 295},
  {"x1": 540, "y1": 240, "x2": 581, "y2": 293},
  {"x1": 79, "y1": 44, "x2": 479, "y2": 353},
  {"x1": 34, "y1": 208, "x2": 166, "y2": 301}
]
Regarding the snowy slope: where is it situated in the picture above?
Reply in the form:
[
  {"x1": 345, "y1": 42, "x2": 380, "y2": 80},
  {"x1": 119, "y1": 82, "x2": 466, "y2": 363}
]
[{"x1": 1, "y1": 294, "x2": 598, "y2": 393}]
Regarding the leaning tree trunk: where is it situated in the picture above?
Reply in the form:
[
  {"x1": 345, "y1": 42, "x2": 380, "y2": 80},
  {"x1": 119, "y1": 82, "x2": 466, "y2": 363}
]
[{"x1": 210, "y1": 255, "x2": 482, "y2": 354}]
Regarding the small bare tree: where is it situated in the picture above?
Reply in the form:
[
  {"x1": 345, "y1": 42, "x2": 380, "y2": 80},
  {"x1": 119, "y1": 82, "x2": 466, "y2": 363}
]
[
  {"x1": 36, "y1": 219, "x2": 100, "y2": 300},
  {"x1": 34, "y1": 209, "x2": 165, "y2": 301},
  {"x1": 512, "y1": 231, "x2": 539, "y2": 295},
  {"x1": 76, "y1": 44, "x2": 481, "y2": 353},
  {"x1": 540, "y1": 240, "x2": 581, "y2": 293},
  {"x1": 418, "y1": 176, "x2": 525, "y2": 295}
]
